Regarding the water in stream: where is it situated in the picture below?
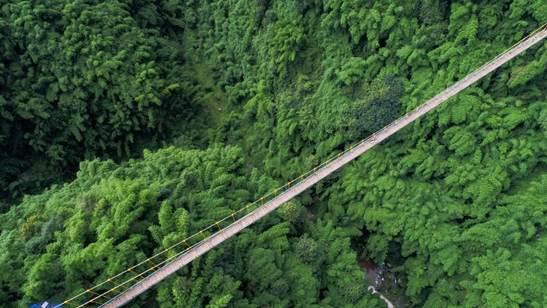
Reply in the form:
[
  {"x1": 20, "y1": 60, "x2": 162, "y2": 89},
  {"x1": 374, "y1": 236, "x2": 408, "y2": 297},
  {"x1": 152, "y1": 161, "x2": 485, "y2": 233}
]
[{"x1": 359, "y1": 259, "x2": 408, "y2": 307}]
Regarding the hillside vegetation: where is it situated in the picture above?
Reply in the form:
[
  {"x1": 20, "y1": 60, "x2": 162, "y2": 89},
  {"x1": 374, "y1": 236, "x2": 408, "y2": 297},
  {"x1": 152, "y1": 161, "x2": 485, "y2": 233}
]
[{"x1": 0, "y1": 0, "x2": 545, "y2": 307}]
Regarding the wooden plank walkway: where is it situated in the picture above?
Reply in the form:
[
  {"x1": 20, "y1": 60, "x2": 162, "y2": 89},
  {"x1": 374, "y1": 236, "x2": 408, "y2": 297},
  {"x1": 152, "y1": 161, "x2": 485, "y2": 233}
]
[{"x1": 101, "y1": 26, "x2": 547, "y2": 307}]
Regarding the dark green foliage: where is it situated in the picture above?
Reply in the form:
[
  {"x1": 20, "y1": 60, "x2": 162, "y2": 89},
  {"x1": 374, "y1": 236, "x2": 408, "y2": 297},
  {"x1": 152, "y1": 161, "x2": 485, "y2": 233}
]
[
  {"x1": 350, "y1": 75, "x2": 404, "y2": 136},
  {"x1": 0, "y1": 0, "x2": 189, "y2": 204}
]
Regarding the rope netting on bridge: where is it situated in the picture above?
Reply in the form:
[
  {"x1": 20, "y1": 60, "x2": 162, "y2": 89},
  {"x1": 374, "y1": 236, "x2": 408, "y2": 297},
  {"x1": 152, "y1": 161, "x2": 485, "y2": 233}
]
[{"x1": 55, "y1": 23, "x2": 546, "y2": 308}]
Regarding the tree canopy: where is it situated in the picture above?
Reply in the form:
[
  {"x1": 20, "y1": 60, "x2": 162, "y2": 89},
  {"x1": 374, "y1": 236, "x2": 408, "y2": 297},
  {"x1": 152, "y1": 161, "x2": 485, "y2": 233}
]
[
  {"x1": 0, "y1": 0, "x2": 545, "y2": 307},
  {"x1": 0, "y1": 0, "x2": 190, "y2": 206}
]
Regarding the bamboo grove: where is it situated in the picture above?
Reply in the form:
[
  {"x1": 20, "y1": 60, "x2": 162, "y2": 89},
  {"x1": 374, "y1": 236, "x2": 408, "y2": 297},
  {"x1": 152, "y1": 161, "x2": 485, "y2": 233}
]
[{"x1": 0, "y1": 1, "x2": 545, "y2": 307}]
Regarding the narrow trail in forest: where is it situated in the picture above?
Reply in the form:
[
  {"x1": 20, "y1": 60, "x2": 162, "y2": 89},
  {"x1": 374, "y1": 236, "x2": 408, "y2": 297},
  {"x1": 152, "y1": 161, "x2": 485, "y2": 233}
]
[{"x1": 56, "y1": 25, "x2": 546, "y2": 308}]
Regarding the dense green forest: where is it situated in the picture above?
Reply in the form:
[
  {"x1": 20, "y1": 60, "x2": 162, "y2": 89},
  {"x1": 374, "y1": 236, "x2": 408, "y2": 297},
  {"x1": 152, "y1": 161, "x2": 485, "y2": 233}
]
[{"x1": 0, "y1": 0, "x2": 545, "y2": 307}]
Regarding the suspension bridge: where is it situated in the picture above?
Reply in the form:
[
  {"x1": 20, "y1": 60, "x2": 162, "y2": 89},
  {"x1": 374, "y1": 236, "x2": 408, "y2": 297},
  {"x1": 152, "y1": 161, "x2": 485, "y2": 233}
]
[{"x1": 53, "y1": 24, "x2": 546, "y2": 308}]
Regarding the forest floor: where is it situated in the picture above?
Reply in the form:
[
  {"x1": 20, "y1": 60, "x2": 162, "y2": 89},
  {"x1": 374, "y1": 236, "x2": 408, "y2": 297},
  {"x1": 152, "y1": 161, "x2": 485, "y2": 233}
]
[
  {"x1": 359, "y1": 258, "x2": 408, "y2": 307},
  {"x1": 190, "y1": 62, "x2": 229, "y2": 126}
]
